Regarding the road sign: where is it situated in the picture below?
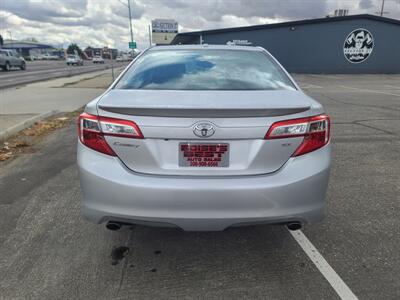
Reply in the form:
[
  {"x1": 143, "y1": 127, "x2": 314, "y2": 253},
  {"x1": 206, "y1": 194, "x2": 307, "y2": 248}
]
[{"x1": 129, "y1": 42, "x2": 137, "y2": 49}]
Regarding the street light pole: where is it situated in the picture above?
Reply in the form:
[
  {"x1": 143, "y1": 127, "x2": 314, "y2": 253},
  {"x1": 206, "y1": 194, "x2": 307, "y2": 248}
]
[
  {"x1": 148, "y1": 24, "x2": 152, "y2": 47},
  {"x1": 379, "y1": 0, "x2": 385, "y2": 16},
  {"x1": 7, "y1": 31, "x2": 13, "y2": 48},
  {"x1": 127, "y1": 0, "x2": 134, "y2": 43}
]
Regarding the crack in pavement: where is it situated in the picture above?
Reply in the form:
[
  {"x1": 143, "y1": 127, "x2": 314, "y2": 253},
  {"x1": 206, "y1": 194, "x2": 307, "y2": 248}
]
[
  {"x1": 333, "y1": 120, "x2": 398, "y2": 136},
  {"x1": 316, "y1": 92, "x2": 400, "y2": 113},
  {"x1": 116, "y1": 227, "x2": 136, "y2": 297},
  {"x1": 353, "y1": 121, "x2": 397, "y2": 136},
  {"x1": 334, "y1": 118, "x2": 400, "y2": 123}
]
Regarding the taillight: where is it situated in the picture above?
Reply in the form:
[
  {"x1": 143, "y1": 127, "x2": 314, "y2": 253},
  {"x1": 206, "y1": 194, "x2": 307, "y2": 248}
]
[
  {"x1": 265, "y1": 114, "x2": 330, "y2": 156},
  {"x1": 78, "y1": 113, "x2": 143, "y2": 156}
]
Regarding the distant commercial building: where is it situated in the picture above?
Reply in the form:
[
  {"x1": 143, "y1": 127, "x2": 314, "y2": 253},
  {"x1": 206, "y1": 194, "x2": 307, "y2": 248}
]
[
  {"x1": 102, "y1": 47, "x2": 118, "y2": 59},
  {"x1": 2, "y1": 40, "x2": 56, "y2": 57},
  {"x1": 84, "y1": 47, "x2": 103, "y2": 58},
  {"x1": 172, "y1": 14, "x2": 400, "y2": 73},
  {"x1": 84, "y1": 46, "x2": 118, "y2": 59}
]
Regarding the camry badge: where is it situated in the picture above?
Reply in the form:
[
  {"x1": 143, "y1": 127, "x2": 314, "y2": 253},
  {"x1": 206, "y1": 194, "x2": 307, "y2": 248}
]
[{"x1": 193, "y1": 122, "x2": 215, "y2": 138}]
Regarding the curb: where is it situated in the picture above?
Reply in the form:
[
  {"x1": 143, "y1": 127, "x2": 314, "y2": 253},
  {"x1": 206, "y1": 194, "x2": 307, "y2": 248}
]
[
  {"x1": 58, "y1": 66, "x2": 126, "y2": 88},
  {"x1": 0, "y1": 110, "x2": 60, "y2": 142}
]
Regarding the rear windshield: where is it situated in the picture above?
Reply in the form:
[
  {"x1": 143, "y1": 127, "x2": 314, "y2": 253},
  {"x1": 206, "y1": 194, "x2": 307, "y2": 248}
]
[{"x1": 114, "y1": 49, "x2": 296, "y2": 91}]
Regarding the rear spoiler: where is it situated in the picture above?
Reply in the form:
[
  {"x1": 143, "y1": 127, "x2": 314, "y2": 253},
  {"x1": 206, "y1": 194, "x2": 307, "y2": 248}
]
[{"x1": 98, "y1": 106, "x2": 310, "y2": 118}]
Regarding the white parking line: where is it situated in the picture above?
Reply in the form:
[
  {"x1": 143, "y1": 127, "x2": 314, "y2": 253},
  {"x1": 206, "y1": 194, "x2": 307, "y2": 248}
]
[
  {"x1": 300, "y1": 84, "x2": 323, "y2": 89},
  {"x1": 308, "y1": 74, "x2": 342, "y2": 79},
  {"x1": 385, "y1": 84, "x2": 400, "y2": 90},
  {"x1": 339, "y1": 85, "x2": 400, "y2": 97},
  {"x1": 288, "y1": 229, "x2": 358, "y2": 300}
]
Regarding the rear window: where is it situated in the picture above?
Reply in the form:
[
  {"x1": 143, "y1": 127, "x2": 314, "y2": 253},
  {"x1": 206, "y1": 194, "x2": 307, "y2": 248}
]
[{"x1": 115, "y1": 49, "x2": 296, "y2": 91}]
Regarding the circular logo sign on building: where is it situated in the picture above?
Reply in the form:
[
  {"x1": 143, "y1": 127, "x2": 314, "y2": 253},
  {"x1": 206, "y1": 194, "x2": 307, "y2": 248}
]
[{"x1": 343, "y1": 28, "x2": 374, "y2": 63}]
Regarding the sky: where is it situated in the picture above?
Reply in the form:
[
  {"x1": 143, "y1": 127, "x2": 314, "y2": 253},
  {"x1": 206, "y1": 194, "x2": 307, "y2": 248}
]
[{"x1": 0, "y1": 0, "x2": 399, "y2": 50}]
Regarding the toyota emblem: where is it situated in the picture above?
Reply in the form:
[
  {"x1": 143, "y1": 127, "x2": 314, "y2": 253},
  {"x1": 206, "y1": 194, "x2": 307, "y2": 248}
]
[{"x1": 193, "y1": 122, "x2": 215, "y2": 138}]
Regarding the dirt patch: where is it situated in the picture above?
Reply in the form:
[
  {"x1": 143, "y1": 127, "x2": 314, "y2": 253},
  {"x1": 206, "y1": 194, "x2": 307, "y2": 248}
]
[{"x1": 0, "y1": 109, "x2": 83, "y2": 163}]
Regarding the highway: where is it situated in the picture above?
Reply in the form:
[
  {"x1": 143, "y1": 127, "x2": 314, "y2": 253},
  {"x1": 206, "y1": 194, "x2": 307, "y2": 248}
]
[{"x1": 0, "y1": 60, "x2": 129, "y2": 89}]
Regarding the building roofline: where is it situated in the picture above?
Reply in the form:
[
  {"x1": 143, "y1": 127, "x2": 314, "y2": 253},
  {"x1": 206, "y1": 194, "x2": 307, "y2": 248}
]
[
  {"x1": 175, "y1": 14, "x2": 400, "y2": 38},
  {"x1": 3, "y1": 40, "x2": 54, "y2": 48}
]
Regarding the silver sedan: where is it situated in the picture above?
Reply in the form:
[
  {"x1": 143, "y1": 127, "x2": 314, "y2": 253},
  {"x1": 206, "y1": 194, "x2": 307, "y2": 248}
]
[{"x1": 77, "y1": 45, "x2": 331, "y2": 231}]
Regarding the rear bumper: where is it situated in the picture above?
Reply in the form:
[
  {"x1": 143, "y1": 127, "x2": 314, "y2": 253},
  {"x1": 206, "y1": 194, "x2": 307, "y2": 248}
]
[{"x1": 77, "y1": 141, "x2": 331, "y2": 231}]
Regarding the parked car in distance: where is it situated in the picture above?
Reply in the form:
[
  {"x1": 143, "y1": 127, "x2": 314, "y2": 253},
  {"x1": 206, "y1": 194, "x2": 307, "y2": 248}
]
[
  {"x1": 66, "y1": 54, "x2": 83, "y2": 66},
  {"x1": 77, "y1": 45, "x2": 331, "y2": 232},
  {"x1": 47, "y1": 54, "x2": 60, "y2": 60},
  {"x1": 116, "y1": 55, "x2": 131, "y2": 62},
  {"x1": 92, "y1": 55, "x2": 105, "y2": 64},
  {"x1": 41, "y1": 54, "x2": 52, "y2": 60},
  {"x1": 23, "y1": 54, "x2": 36, "y2": 61},
  {"x1": 0, "y1": 49, "x2": 26, "y2": 71}
]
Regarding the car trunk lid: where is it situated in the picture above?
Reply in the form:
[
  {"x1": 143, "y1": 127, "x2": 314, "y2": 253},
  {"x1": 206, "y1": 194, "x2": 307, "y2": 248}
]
[{"x1": 97, "y1": 89, "x2": 312, "y2": 176}]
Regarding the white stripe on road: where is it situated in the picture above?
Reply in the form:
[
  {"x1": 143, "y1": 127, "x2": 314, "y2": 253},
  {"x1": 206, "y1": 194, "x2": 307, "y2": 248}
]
[
  {"x1": 339, "y1": 85, "x2": 400, "y2": 97},
  {"x1": 288, "y1": 229, "x2": 358, "y2": 300},
  {"x1": 300, "y1": 84, "x2": 323, "y2": 89},
  {"x1": 308, "y1": 74, "x2": 342, "y2": 79},
  {"x1": 385, "y1": 84, "x2": 400, "y2": 90}
]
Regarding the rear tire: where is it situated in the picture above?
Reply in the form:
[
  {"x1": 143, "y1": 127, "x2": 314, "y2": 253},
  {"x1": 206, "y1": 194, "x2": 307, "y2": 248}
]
[
  {"x1": 4, "y1": 62, "x2": 10, "y2": 71},
  {"x1": 20, "y1": 62, "x2": 26, "y2": 70}
]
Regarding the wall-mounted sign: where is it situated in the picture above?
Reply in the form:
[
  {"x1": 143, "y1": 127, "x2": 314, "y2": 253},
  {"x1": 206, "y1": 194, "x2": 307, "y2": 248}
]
[
  {"x1": 151, "y1": 19, "x2": 178, "y2": 45},
  {"x1": 343, "y1": 28, "x2": 374, "y2": 63},
  {"x1": 226, "y1": 40, "x2": 252, "y2": 46}
]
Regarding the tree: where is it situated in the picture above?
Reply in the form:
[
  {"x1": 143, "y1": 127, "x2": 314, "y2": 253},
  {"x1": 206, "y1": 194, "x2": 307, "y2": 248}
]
[
  {"x1": 67, "y1": 43, "x2": 83, "y2": 56},
  {"x1": 0, "y1": 35, "x2": 3, "y2": 48}
]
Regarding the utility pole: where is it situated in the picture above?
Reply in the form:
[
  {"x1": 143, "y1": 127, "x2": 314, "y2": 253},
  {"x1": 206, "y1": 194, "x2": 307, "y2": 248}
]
[
  {"x1": 7, "y1": 31, "x2": 13, "y2": 48},
  {"x1": 148, "y1": 24, "x2": 152, "y2": 47},
  {"x1": 127, "y1": 0, "x2": 134, "y2": 43},
  {"x1": 110, "y1": 47, "x2": 115, "y2": 82},
  {"x1": 118, "y1": 0, "x2": 134, "y2": 43},
  {"x1": 379, "y1": 0, "x2": 385, "y2": 16}
]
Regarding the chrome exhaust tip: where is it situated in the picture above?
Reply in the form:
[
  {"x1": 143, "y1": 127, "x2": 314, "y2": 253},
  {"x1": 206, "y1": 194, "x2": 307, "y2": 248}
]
[
  {"x1": 286, "y1": 222, "x2": 302, "y2": 231},
  {"x1": 106, "y1": 221, "x2": 122, "y2": 231}
]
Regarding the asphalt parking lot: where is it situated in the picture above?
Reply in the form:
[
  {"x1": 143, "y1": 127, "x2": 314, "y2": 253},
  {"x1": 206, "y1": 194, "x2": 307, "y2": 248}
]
[{"x1": 0, "y1": 74, "x2": 399, "y2": 299}]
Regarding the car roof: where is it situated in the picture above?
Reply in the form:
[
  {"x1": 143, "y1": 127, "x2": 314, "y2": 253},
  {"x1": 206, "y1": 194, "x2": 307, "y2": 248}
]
[{"x1": 148, "y1": 44, "x2": 264, "y2": 52}]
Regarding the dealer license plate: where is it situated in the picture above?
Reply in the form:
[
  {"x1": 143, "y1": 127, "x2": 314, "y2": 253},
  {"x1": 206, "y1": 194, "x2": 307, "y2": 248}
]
[{"x1": 179, "y1": 143, "x2": 229, "y2": 167}]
